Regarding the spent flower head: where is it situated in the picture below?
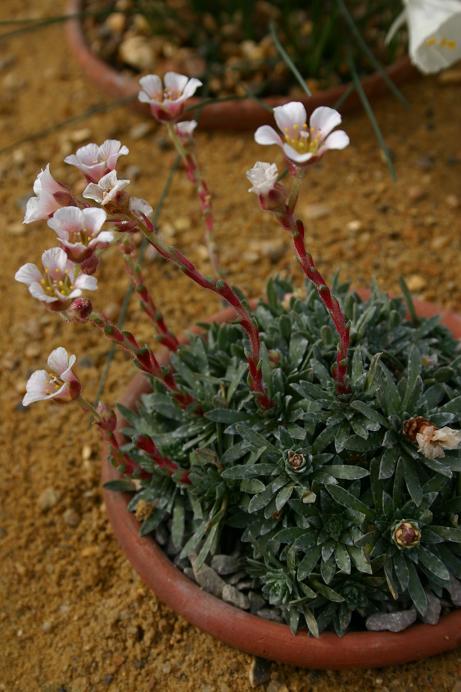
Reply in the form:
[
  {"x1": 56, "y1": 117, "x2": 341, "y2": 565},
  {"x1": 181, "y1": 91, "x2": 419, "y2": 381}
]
[
  {"x1": 15, "y1": 247, "x2": 97, "y2": 309},
  {"x1": 22, "y1": 347, "x2": 80, "y2": 407},
  {"x1": 138, "y1": 72, "x2": 202, "y2": 122},
  {"x1": 174, "y1": 120, "x2": 198, "y2": 142},
  {"x1": 64, "y1": 139, "x2": 129, "y2": 182},
  {"x1": 246, "y1": 162, "x2": 279, "y2": 195},
  {"x1": 48, "y1": 206, "x2": 113, "y2": 261},
  {"x1": 255, "y1": 103, "x2": 349, "y2": 165}
]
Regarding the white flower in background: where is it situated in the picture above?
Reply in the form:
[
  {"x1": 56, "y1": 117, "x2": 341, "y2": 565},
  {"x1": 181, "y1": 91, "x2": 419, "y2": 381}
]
[
  {"x1": 174, "y1": 120, "x2": 198, "y2": 142},
  {"x1": 22, "y1": 347, "x2": 81, "y2": 406},
  {"x1": 24, "y1": 165, "x2": 69, "y2": 224},
  {"x1": 138, "y1": 72, "x2": 202, "y2": 121},
  {"x1": 246, "y1": 162, "x2": 279, "y2": 195},
  {"x1": 83, "y1": 171, "x2": 129, "y2": 206},
  {"x1": 48, "y1": 206, "x2": 113, "y2": 261},
  {"x1": 129, "y1": 197, "x2": 154, "y2": 218},
  {"x1": 255, "y1": 103, "x2": 350, "y2": 165},
  {"x1": 387, "y1": 0, "x2": 461, "y2": 74},
  {"x1": 15, "y1": 247, "x2": 97, "y2": 308},
  {"x1": 416, "y1": 424, "x2": 461, "y2": 459},
  {"x1": 64, "y1": 140, "x2": 129, "y2": 182}
]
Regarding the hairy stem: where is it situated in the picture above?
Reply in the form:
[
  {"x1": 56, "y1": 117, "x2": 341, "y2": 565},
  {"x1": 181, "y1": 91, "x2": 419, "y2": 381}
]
[
  {"x1": 133, "y1": 213, "x2": 273, "y2": 410},
  {"x1": 167, "y1": 123, "x2": 222, "y2": 278}
]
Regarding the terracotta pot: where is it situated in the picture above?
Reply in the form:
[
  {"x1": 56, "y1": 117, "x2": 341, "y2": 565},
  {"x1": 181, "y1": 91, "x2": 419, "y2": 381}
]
[
  {"x1": 102, "y1": 297, "x2": 461, "y2": 668},
  {"x1": 66, "y1": 0, "x2": 418, "y2": 131}
]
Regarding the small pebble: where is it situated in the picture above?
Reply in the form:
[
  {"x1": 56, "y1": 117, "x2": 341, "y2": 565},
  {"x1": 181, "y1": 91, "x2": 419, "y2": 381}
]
[
  {"x1": 222, "y1": 584, "x2": 250, "y2": 610},
  {"x1": 119, "y1": 36, "x2": 154, "y2": 70},
  {"x1": 191, "y1": 560, "x2": 226, "y2": 598},
  {"x1": 63, "y1": 508, "x2": 80, "y2": 528},
  {"x1": 175, "y1": 216, "x2": 191, "y2": 231},
  {"x1": 408, "y1": 185, "x2": 426, "y2": 202},
  {"x1": 129, "y1": 122, "x2": 154, "y2": 140},
  {"x1": 105, "y1": 12, "x2": 126, "y2": 33},
  {"x1": 70, "y1": 128, "x2": 92, "y2": 144},
  {"x1": 24, "y1": 343, "x2": 40, "y2": 358},
  {"x1": 302, "y1": 203, "x2": 331, "y2": 220},
  {"x1": 211, "y1": 554, "x2": 241, "y2": 576},
  {"x1": 248, "y1": 656, "x2": 271, "y2": 688},
  {"x1": 266, "y1": 682, "x2": 288, "y2": 692},
  {"x1": 81, "y1": 445, "x2": 93, "y2": 461},
  {"x1": 38, "y1": 487, "x2": 60, "y2": 512},
  {"x1": 365, "y1": 608, "x2": 417, "y2": 632},
  {"x1": 7, "y1": 222, "x2": 26, "y2": 236},
  {"x1": 346, "y1": 219, "x2": 362, "y2": 232},
  {"x1": 406, "y1": 274, "x2": 426, "y2": 292},
  {"x1": 42, "y1": 621, "x2": 53, "y2": 633},
  {"x1": 446, "y1": 194, "x2": 459, "y2": 209},
  {"x1": 256, "y1": 608, "x2": 283, "y2": 622}
]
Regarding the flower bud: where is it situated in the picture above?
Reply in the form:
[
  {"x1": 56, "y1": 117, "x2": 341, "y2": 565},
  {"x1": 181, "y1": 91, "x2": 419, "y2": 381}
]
[
  {"x1": 96, "y1": 402, "x2": 117, "y2": 432},
  {"x1": 287, "y1": 450, "x2": 307, "y2": 473},
  {"x1": 69, "y1": 297, "x2": 93, "y2": 322},
  {"x1": 392, "y1": 520, "x2": 422, "y2": 549},
  {"x1": 80, "y1": 253, "x2": 99, "y2": 275}
]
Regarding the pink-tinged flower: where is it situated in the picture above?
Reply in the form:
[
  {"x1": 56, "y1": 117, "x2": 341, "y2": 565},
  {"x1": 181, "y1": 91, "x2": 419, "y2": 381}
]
[
  {"x1": 83, "y1": 171, "x2": 130, "y2": 206},
  {"x1": 246, "y1": 162, "x2": 279, "y2": 195},
  {"x1": 64, "y1": 140, "x2": 129, "y2": 182},
  {"x1": 15, "y1": 247, "x2": 97, "y2": 309},
  {"x1": 174, "y1": 120, "x2": 198, "y2": 142},
  {"x1": 48, "y1": 206, "x2": 113, "y2": 261},
  {"x1": 24, "y1": 165, "x2": 69, "y2": 224},
  {"x1": 138, "y1": 72, "x2": 202, "y2": 122},
  {"x1": 416, "y1": 424, "x2": 461, "y2": 459},
  {"x1": 129, "y1": 196, "x2": 153, "y2": 219},
  {"x1": 22, "y1": 347, "x2": 81, "y2": 407},
  {"x1": 255, "y1": 103, "x2": 350, "y2": 165}
]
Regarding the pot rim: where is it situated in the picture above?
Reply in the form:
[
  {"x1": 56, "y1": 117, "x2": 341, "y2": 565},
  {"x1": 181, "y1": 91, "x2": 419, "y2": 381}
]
[
  {"x1": 66, "y1": 0, "x2": 418, "y2": 131},
  {"x1": 102, "y1": 295, "x2": 461, "y2": 669}
]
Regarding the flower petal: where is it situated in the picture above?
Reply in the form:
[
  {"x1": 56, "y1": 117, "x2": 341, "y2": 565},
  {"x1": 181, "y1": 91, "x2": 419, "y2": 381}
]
[
  {"x1": 274, "y1": 102, "x2": 307, "y2": 134},
  {"x1": 82, "y1": 207, "x2": 107, "y2": 235},
  {"x1": 42, "y1": 247, "x2": 68, "y2": 274},
  {"x1": 318, "y1": 130, "x2": 350, "y2": 156},
  {"x1": 138, "y1": 74, "x2": 162, "y2": 101},
  {"x1": 164, "y1": 71, "x2": 189, "y2": 95},
  {"x1": 75, "y1": 273, "x2": 98, "y2": 291},
  {"x1": 309, "y1": 106, "x2": 342, "y2": 140},
  {"x1": 29, "y1": 282, "x2": 57, "y2": 303},
  {"x1": 254, "y1": 125, "x2": 283, "y2": 147},
  {"x1": 82, "y1": 183, "x2": 104, "y2": 203},
  {"x1": 15, "y1": 263, "x2": 42, "y2": 285},
  {"x1": 47, "y1": 346, "x2": 71, "y2": 375},
  {"x1": 22, "y1": 370, "x2": 50, "y2": 406},
  {"x1": 181, "y1": 77, "x2": 203, "y2": 100},
  {"x1": 282, "y1": 143, "x2": 313, "y2": 164}
]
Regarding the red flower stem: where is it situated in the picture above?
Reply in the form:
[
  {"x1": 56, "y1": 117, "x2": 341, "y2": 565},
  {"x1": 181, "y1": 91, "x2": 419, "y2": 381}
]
[
  {"x1": 137, "y1": 435, "x2": 190, "y2": 484},
  {"x1": 133, "y1": 213, "x2": 273, "y2": 410},
  {"x1": 167, "y1": 123, "x2": 222, "y2": 278},
  {"x1": 280, "y1": 210, "x2": 350, "y2": 393},
  {"x1": 123, "y1": 254, "x2": 180, "y2": 352},
  {"x1": 89, "y1": 312, "x2": 193, "y2": 408}
]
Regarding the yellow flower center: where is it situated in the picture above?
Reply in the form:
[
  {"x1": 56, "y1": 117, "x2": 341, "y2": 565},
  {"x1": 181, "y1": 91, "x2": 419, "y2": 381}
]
[
  {"x1": 283, "y1": 123, "x2": 321, "y2": 155},
  {"x1": 41, "y1": 268, "x2": 74, "y2": 296}
]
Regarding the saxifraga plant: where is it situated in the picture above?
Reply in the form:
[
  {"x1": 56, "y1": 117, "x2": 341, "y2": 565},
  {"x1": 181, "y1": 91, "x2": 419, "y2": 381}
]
[{"x1": 16, "y1": 71, "x2": 461, "y2": 636}]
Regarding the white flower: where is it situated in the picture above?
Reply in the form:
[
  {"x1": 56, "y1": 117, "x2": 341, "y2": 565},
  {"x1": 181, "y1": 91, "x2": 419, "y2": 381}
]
[
  {"x1": 387, "y1": 0, "x2": 461, "y2": 74},
  {"x1": 48, "y1": 206, "x2": 113, "y2": 261},
  {"x1": 24, "y1": 165, "x2": 68, "y2": 224},
  {"x1": 255, "y1": 103, "x2": 350, "y2": 165},
  {"x1": 174, "y1": 120, "x2": 198, "y2": 141},
  {"x1": 64, "y1": 139, "x2": 129, "y2": 182},
  {"x1": 22, "y1": 347, "x2": 80, "y2": 406},
  {"x1": 416, "y1": 424, "x2": 461, "y2": 459},
  {"x1": 246, "y1": 162, "x2": 279, "y2": 195},
  {"x1": 83, "y1": 171, "x2": 129, "y2": 206},
  {"x1": 129, "y1": 197, "x2": 153, "y2": 218},
  {"x1": 138, "y1": 72, "x2": 202, "y2": 121},
  {"x1": 15, "y1": 247, "x2": 97, "y2": 308}
]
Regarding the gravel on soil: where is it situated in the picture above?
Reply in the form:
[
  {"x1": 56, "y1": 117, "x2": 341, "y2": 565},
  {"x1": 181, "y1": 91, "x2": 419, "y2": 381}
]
[{"x1": 1, "y1": 1, "x2": 461, "y2": 690}]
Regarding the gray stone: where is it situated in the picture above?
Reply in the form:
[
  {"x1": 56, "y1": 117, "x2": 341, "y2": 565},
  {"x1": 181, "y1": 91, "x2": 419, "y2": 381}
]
[
  {"x1": 191, "y1": 560, "x2": 226, "y2": 598},
  {"x1": 256, "y1": 608, "x2": 283, "y2": 623},
  {"x1": 222, "y1": 584, "x2": 250, "y2": 610},
  {"x1": 447, "y1": 576, "x2": 461, "y2": 606},
  {"x1": 63, "y1": 508, "x2": 80, "y2": 528},
  {"x1": 183, "y1": 567, "x2": 195, "y2": 581},
  {"x1": 248, "y1": 656, "x2": 271, "y2": 687},
  {"x1": 248, "y1": 591, "x2": 266, "y2": 613},
  {"x1": 227, "y1": 570, "x2": 247, "y2": 585},
  {"x1": 211, "y1": 554, "x2": 241, "y2": 576},
  {"x1": 365, "y1": 608, "x2": 417, "y2": 632},
  {"x1": 422, "y1": 591, "x2": 442, "y2": 624},
  {"x1": 236, "y1": 579, "x2": 255, "y2": 591}
]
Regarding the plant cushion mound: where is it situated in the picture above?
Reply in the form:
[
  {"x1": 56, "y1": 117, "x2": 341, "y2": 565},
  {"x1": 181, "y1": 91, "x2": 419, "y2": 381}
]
[{"x1": 104, "y1": 280, "x2": 461, "y2": 668}]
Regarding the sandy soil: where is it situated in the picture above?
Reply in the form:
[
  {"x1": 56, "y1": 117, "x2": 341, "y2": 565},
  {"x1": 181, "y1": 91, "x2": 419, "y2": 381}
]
[{"x1": 1, "y1": 1, "x2": 461, "y2": 690}]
